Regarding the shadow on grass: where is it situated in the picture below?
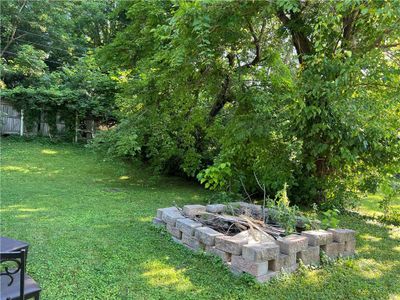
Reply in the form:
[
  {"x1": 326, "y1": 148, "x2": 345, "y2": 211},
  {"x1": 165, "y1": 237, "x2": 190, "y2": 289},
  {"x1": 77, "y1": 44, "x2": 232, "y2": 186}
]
[
  {"x1": 126, "y1": 213, "x2": 400, "y2": 300},
  {"x1": 2, "y1": 139, "x2": 398, "y2": 299},
  {"x1": 2, "y1": 198, "x2": 399, "y2": 299}
]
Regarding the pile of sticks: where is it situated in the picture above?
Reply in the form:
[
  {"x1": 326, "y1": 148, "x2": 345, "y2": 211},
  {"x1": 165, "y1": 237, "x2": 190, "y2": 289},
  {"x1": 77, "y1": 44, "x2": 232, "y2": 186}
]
[{"x1": 191, "y1": 211, "x2": 285, "y2": 239}]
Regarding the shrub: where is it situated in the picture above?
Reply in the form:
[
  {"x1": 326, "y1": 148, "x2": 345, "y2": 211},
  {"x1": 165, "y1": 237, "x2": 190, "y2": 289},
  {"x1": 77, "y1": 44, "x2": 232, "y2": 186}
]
[
  {"x1": 266, "y1": 184, "x2": 300, "y2": 233},
  {"x1": 321, "y1": 209, "x2": 340, "y2": 229}
]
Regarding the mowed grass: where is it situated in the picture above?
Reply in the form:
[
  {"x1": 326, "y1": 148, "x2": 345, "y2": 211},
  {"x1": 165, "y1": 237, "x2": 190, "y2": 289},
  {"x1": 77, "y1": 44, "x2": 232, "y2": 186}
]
[
  {"x1": 1, "y1": 138, "x2": 399, "y2": 300},
  {"x1": 357, "y1": 194, "x2": 400, "y2": 218}
]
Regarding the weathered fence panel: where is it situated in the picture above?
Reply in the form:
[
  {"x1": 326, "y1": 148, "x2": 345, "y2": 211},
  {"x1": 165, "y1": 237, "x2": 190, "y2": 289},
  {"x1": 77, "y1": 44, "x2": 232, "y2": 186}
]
[
  {"x1": 0, "y1": 100, "x2": 93, "y2": 140},
  {"x1": 0, "y1": 101, "x2": 21, "y2": 134}
]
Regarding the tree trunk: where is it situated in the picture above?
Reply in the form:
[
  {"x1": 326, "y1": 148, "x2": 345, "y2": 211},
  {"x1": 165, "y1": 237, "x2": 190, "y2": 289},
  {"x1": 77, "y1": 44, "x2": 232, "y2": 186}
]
[{"x1": 74, "y1": 112, "x2": 78, "y2": 143}]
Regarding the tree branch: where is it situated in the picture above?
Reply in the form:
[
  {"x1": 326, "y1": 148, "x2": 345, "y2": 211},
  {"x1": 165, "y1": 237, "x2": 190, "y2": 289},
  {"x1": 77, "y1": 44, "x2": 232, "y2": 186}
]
[
  {"x1": 380, "y1": 42, "x2": 400, "y2": 49},
  {"x1": 207, "y1": 53, "x2": 235, "y2": 121},
  {"x1": 342, "y1": 9, "x2": 360, "y2": 46},
  {"x1": 1, "y1": 0, "x2": 28, "y2": 57},
  {"x1": 365, "y1": 28, "x2": 394, "y2": 51},
  {"x1": 208, "y1": 74, "x2": 231, "y2": 119},
  {"x1": 242, "y1": 18, "x2": 262, "y2": 68},
  {"x1": 276, "y1": 10, "x2": 312, "y2": 64},
  {"x1": 239, "y1": 176, "x2": 252, "y2": 202}
]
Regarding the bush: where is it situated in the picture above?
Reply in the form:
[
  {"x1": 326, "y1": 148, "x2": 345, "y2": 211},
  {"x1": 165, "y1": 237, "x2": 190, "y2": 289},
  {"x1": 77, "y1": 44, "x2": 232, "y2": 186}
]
[
  {"x1": 378, "y1": 179, "x2": 400, "y2": 226},
  {"x1": 265, "y1": 184, "x2": 300, "y2": 233},
  {"x1": 320, "y1": 209, "x2": 340, "y2": 229},
  {"x1": 88, "y1": 120, "x2": 141, "y2": 159}
]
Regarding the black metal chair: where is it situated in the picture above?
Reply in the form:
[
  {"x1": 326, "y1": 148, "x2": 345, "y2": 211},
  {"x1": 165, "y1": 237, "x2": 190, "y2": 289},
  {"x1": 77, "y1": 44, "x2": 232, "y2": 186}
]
[{"x1": 1, "y1": 249, "x2": 41, "y2": 300}]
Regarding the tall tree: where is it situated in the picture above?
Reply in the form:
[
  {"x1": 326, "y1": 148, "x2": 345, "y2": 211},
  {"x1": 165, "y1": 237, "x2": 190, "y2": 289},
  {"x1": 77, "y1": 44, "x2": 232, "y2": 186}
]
[
  {"x1": 1, "y1": 0, "x2": 119, "y2": 138},
  {"x1": 98, "y1": 0, "x2": 399, "y2": 207},
  {"x1": 275, "y1": 0, "x2": 400, "y2": 203},
  {"x1": 1, "y1": 0, "x2": 80, "y2": 67}
]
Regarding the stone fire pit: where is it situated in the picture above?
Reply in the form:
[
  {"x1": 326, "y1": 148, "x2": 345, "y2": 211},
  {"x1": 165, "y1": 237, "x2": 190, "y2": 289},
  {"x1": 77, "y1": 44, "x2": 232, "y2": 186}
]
[{"x1": 153, "y1": 202, "x2": 356, "y2": 283}]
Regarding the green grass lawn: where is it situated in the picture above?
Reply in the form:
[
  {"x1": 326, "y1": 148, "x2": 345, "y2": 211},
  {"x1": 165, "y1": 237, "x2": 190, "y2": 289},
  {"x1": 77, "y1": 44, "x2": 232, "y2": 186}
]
[
  {"x1": 357, "y1": 194, "x2": 400, "y2": 218},
  {"x1": 1, "y1": 138, "x2": 399, "y2": 300}
]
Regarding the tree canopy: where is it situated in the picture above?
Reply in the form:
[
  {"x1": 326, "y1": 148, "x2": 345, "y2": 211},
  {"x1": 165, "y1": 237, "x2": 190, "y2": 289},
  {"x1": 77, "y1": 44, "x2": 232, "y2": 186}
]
[
  {"x1": 1, "y1": 0, "x2": 121, "y2": 136},
  {"x1": 1, "y1": 0, "x2": 399, "y2": 207}
]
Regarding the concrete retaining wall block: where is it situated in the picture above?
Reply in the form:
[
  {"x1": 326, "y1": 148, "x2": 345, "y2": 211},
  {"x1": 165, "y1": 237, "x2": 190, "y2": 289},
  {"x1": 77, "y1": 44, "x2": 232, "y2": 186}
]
[
  {"x1": 182, "y1": 233, "x2": 204, "y2": 250},
  {"x1": 205, "y1": 246, "x2": 232, "y2": 262},
  {"x1": 176, "y1": 218, "x2": 203, "y2": 236},
  {"x1": 206, "y1": 204, "x2": 226, "y2": 213},
  {"x1": 277, "y1": 234, "x2": 308, "y2": 255},
  {"x1": 155, "y1": 205, "x2": 357, "y2": 283},
  {"x1": 301, "y1": 230, "x2": 333, "y2": 246},
  {"x1": 242, "y1": 242, "x2": 279, "y2": 263},
  {"x1": 183, "y1": 205, "x2": 206, "y2": 217},
  {"x1": 215, "y1": 231, "x2": 249, "y2": 255},
  {"x1": 231, "y1": 255, "x2": 269, "y2": 277},
  {"x1": 167, "y1": 223, "x2": 182, "y2": 239},
  {"x1": 298, "y1": 246, "x2": 320, "y2": 265},
  {"x1": 195, "y1": 227, "x2": 223, "y2": 246}
]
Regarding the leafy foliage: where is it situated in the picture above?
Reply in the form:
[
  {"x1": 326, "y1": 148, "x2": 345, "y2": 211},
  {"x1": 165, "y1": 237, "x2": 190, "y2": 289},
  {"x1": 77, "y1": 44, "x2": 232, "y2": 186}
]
[
  {"x1": 2, "y1": 0, "x2": 399, "y2": 208},
  {"x1": 89, "y1": 119, "x2": 141, "y2": 157},
  {"x1": 197, "y1": 162, "x2": 232, "y2": 191},
  {"x1": 378, "y1": 179, "x2": 400, "y2": 225},
  {"x1": 2, "y1": 139, "x2": 400, "y2": 299},
  {"x1": 94, "y1": 0, "x2": 399, "y2": 208},
  {"x1": 1, "y1": 55, "x2": 116, "y2": 136},
  {"x1": 321, "y1": 209, "x2": 340, "y2": 229},
  {"x1": 1, "y1": 0, "x2": 119, "y2": 138},
  {"x1": 266, "y1": 184, "x2": 300, "y2": 233}
]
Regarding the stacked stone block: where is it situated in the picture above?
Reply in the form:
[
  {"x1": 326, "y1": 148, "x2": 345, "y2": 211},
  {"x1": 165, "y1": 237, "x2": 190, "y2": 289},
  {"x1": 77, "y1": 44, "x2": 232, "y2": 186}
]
[
  {"x1": 275, "y1": 234, "x2": 308, "y2": 273},
  {"x1": 206, "y1": 204, "x2": 226, "y2": 213},
  {"x1": 301, "y1": 229, "x2": 356, "y2": 258},
  {"x1": 183, "y1": 204, "x2": 207, "y2": 217},
  {"x1": 328, "y1": 228, "x2": 356, "y2": 257},
  {"x1": 301, "y1": 230, "x2": 332, "y2": 261},
  {"x1": 154, "y1": 204, "x2": 356, "y2": 283},
  {"x1": 176, "y1": 218, "x2": 204, "y2": 250}
]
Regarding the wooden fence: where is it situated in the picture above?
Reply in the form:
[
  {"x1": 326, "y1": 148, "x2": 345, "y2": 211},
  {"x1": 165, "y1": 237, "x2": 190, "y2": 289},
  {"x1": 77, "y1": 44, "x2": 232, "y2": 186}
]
[
  {"x1": 0, "y1": 100, "x2": 94, "y2": 140},
  {"x1": 0, "y1": 101, "x2": 22, "y2": 134}
]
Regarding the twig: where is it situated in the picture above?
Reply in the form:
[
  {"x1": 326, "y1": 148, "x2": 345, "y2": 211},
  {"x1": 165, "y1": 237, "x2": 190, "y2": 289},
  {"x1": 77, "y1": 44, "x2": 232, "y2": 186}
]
[
  {"x1": 253, "y1": 171, "x2": 267, "y2": 221},
  {"x1": 239, "y1": 176, "x2": 252, "y2": 202}
]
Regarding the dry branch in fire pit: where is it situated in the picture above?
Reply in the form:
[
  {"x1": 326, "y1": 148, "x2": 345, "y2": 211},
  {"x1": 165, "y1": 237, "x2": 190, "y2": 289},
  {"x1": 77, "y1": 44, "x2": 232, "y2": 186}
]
[{"x1": 181, "y1": 209, "x2": 285, "y2": 240}]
